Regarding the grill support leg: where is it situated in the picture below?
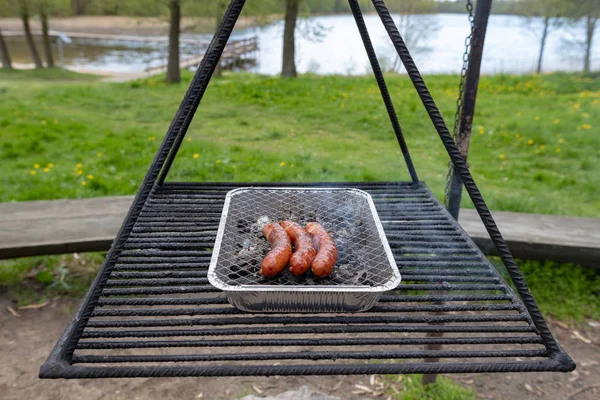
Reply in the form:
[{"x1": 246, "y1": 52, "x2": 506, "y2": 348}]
[{"x1": 446, "y1": 0, "x2": 493, "y2": 220}]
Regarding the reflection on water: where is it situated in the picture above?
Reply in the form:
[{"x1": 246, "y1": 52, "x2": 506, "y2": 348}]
[
  {"x1": 6, "y1": 36, "x2": 208, "y2": 73},
  {"x1": 6, "y1": 14, "x2": 598, "y2": 75}
]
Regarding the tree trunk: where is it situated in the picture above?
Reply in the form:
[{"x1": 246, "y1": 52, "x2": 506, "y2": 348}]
[
  {"x1": 166, "y1": 0, "x2": 181, "y2": 83},
  {"x1": 40, "y1": 8, "x2": 55, "y2": 68},
  {"x1": 583, "y1": 16, "x2": 596, "y2": 74},
  {"x1": 0, "y1": 27, "x2": 12, "y2": 69},
  {"x1": 20, "y1": 1, "x2": 43, "y2": 69},
  {"x1": 71, "y1": 0, "x2": 87, "y2": 16},
  {"x1": 282, "y1": 0, "x2": 299, "y2": 78},
  {"x1": 536, "y1": 16, "x2": 549, "y2": 74}
]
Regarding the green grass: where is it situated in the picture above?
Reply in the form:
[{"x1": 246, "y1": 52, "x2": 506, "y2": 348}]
[
  {"x1": 0, "y1": 253, "x2": 105, "y2": 306},
  {"x1": 493, "y1": 259, "x2": 600, "y2": 322},
  {"x1": 0, "y1": 69, "x2": 599, "y2": 216},
  {"x1": 385, "y1": 375, "x2": 476, "y2": 400}
]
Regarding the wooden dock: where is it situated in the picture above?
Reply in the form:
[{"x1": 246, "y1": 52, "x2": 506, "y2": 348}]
[
  {"x1": 1, "y1": 195, "x2": 598, "y2": 266},
  {"x1": 5, "y1": 30, "x2": 259, "y2": 81}
]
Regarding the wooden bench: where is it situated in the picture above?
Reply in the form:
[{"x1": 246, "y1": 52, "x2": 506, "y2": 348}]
[{"x1": 1, "y1": 196, "x2": 598, "y2": 266}]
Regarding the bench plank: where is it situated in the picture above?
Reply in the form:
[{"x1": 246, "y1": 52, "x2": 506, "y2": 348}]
[{"x1": 0, "y1": 196, "x2": 598, "y2": 266}]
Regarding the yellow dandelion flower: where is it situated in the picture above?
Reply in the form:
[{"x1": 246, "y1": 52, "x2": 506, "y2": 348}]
[
  {"x1": 528, "y1": 140, "x2": 534, "y2": 145},
  {"x1": 558, "y1": 138, "x2": 564, "y2": 144},
  {"x1": 33, "y1": 164, "x2": 40, "y2": 169},
  {"x1": 581, "y1": 113, "x2": 590, "y2": 118},
  {"x1": 148, "y1": 136, "x2": 155, "y2": 141},
  {"x1": 76, "y1": 163, "x2": 83, "y2": 168},
  {"x1": 516, "y1": 112, "x2": 522, "y2": 116},
  {"x1": 535, "y1": 149, "x2": 541, "y2": 154},
  {"x1": 478, "y1": 126, "x2": 484, "y2": 134},
  {"x1": 87, "y1": 174, "x2": 94, "y2": 180},
  {"x1": 340, "y1": 103, "x2": 345, "y2": 108},
  {"x1": 43, "y1": 167, "x2": 50, "y2": 173},
  {"x1": 81, "y1": 181, "x2": 87, "y2": 186},
  {"x1": 573, "y1": 103, "x2": 580, "y2": 109},
  {"x1": 535, "y1": 116, "x2": 540, "y2": 121},
  {"x1": 41, "y1": 120, "x2": 47, "y2": 125},
  {"x1": 187, "y1": 138, "x2": 192, "y2": 142},
  {"x1": 53, "y1": 120, "x2": 58, "y2": 124},
  {"x1": 582, "y1": 124, "x2": 592, "y2": 130},
  {"x1": 553, "y1": 119, "x2": 560, "y2": 124},
  {"x1": 30, "y1": 170, "x2": 37, "y2": 175},
  {"x1": 193, "y1": 154, "x2": 200, "y2": 159},
  {"x1": 290, "y1": 164, "x2": 295, "y2": 168},
  {"x1": 47, "y1": 163, "x2": 54, "y2": 168},
  {"x1": 216, "y1": 159, "x2": 222, "y2": 164},
  {"x1": 280, "y1": 162, "x2": 285, "y2": 167},
  {"x1": 514, "y1": 133, "x2": 521, "y2": 138},
  {"x1": 499, "y1": 154, "x2": 505, "y2": 160},
  {"x1": 555, "y1": 148, "x2": 561, "y2": 153},
  {"x1": 540, "y1": 145, "x2": 546, "y2": 150},
  {"x1": 96, "y1": 152, "x2": 103, "y2": 157},
  {"x1": 76, "y1": 170, "x2": 83, "y2": 176}
]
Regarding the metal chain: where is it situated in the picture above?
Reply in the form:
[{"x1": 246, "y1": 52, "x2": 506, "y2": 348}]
[{"x1": 444, "y1": 0, "x2": 475, "y2": 207}]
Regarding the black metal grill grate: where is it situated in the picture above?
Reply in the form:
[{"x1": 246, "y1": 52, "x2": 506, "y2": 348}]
[{"x1": 39, "y1": 182, "x2": 574, "y2": 378}]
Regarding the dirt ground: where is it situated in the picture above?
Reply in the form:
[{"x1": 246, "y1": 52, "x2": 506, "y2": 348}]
[{"x1": 1, "y1": 295, "x2": 598, "y2": 400}]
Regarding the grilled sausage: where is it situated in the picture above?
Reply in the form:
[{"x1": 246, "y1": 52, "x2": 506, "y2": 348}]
[
  {"x1": 261, "y1": 222, "x2": 292, "y2": 277},
  {"x1": 306, "y1": 222, "x2": 338, "y2": 278},
  {"x1": 280, "y1": 221, "x2": 317, "y2": 276}
]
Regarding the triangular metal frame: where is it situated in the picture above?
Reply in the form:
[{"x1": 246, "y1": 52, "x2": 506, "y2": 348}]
[{"x1": 44, "y1": 0, "x2": 573, "y2": 372}]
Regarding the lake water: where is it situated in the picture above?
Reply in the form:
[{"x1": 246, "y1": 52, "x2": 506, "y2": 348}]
[{"x1": 6, "y1": 14, "x2": 599, "y2": 75}]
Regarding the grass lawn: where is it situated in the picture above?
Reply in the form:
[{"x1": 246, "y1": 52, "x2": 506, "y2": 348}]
[
  {"x1": 0, "y1": 69, "x2": 598, "y2": 216},
  {"x1": 0, "y1": 69, "x2": 598, "y2": 323}
]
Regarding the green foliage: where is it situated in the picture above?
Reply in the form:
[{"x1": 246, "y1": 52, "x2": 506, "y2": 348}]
[
  {"x1": 386, "y1": 375, "x2": 476, "y2": 400},
  {"x1": 494, "y1": 259, "x2": 600, "y2": 322},
  {"x1": 0, "y1": 253, "x2": 104, "y2": 305}
]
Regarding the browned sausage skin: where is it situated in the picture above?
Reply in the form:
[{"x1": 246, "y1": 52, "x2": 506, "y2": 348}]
[
  {"x1": 261, "y1": 223, "x2": 292, "y2": 277},
  {"x1": 305, "y1": 222, "x2": 338, "y2": 278},
  {"x1": 280, "y1": 221, "x2": 317, "y2": 276}
]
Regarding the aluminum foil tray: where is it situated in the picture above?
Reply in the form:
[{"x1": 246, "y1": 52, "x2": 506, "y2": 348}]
[{"x1": 208, "y1": 187, "x2": 401, "y2": 312}]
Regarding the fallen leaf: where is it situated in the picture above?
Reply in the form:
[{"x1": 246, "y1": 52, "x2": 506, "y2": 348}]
[
  {"x1": 196, "y1": 393, "x2": 203, "y2": 398},
  {"x1": 581, "y1": 360, "x2": 599, "y2": 368},
  {"x1": 553, "y1": 320, "x2": 569, "y2": 329},
  {"x1": 462, "y1": 380, "x2": 474, "y2": 384},
  {"x1": 7, "y1": 306, "x2": 20, "y2": 317},
  {"x1": 252, "y1": 384, "x2": 262, "y2": 394},
  {"x1": 370, "y1": 375, "x2": 375, "y2": 386},
  {"x1": 572, "y1": 331, "x2": 592, "y2": 344},
  {"x1": 18, "y1": 300, "x2": 50, "y2": 310},
  {"x1": 332, "y1": 378, "x2": 345, "y2": 391},
  {"x1": 587, "y1": 320, "x2": 599, "y2": 328},
  {"x1": 355, "y1": 384, "x2": 375, "y2": 394},
  {"x1": 524, "y1": 384, "x2": 534, "y2": 393}
]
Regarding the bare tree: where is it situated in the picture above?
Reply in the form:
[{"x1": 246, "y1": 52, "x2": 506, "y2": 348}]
[
  {"x1": 0, "y1": 27, "x2": 13, "y2": 69},
  {"x1": 387, "y1": 0, "x2": 440, "y2": 72},
  {"x1": 561, "y1": 0, "x2": 598, "y2": 73},
  {"x1": 39, "y1": 2, "x2": 55, "y2": 68},
  {"x1": 282, "y1": 0, "x2": 300, "y2": 78},
  {"x1": 519, "y1": 0, "x2": 566, "y2": 74},
  {"x1": 19, "y1": 0, "x2": 44, "y2": 68},
  {"x1": 70, "y1": 0, "x2": 86, "y2": 15},
  {"x1": 166, "y1": 0, "x2": 181, "y2": 83}
]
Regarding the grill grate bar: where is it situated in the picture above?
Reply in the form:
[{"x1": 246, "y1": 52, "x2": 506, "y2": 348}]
[
  {"x1": 81, "y1": 324, "x2": 536, "y2": 339},
  {"x1": 90, "y1": 303, "x2": 522, "y2": 318},
  {"x1": 72, "y1": 349, "x2": 548, "y2": 365},
  {"x1": 76, "y1": 336, "x2": 543, "y2": 350},
  {"x1": 85, "y1": 313, "x2": 530, "y2": 329},
  {"x1": 95, "y1": 293, "x2": 513, "y2": 307}
]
